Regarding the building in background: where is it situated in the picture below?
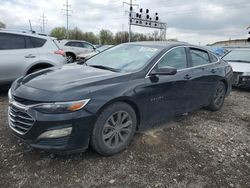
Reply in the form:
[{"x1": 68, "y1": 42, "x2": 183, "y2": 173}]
[{"x1": 210, "y1": 39, "x2": 250, "y2": 49}]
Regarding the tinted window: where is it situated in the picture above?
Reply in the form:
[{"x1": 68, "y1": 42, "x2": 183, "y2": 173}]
[
  {"x1": 65, "y1": 42, "x2": 73, "y2": 46},
  {"x1": 210, "y1": 53, "x2": 218, "y2": 63},
  {"x1": 190, "y1": 48, "x2": 210, "y2": 66},
  {"x1": 0, "y1": 33, "x2": 25, "y2": 50},
  {"x1": 157, "y1": 47, "x2": 187, "y2": 70},
  {"x1": 65, "y1": 42, "x2": 82, "y2": 47},
  {"x1": 30, "y1": 37, "x2": 46, "y2": 48}
]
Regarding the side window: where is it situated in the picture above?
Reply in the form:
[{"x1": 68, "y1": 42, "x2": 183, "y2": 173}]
[
  {"x1": 65, "y1": 42, "x2": 73, "y2": 46},
  {"x1": 30, "y1": 37, "x2": 46, "y2": 48},
  {"x1": 190, "y1": 48, "x2": 210, "y2": 66},
  {"x1": 157, "y1": 47, "x2": 187, "y2": 70},
  {"x1": 0, "y1": 33, "x2": 26, "y2": 50},
  {"x1": 210, "y1": 53, "x2": 219, "y2": 63},
  {"x1": 83, "y1": 43, "x2": 94, "y2": 49},
  {"x1": 71, "y1": 42, "x2": 82, "y2": 47}
]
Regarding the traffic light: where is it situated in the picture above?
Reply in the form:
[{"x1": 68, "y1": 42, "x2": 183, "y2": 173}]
[{"x1": 146, "y1": 9, "x2": 149, "y2": 14}]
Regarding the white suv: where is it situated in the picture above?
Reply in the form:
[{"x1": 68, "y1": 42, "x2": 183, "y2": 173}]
[
  {"x1": 58, "y1": 40, "x2": 96, "y2": 63},
  {"x1": 0, "y1": 30, "x2": 67, "y2": 85}
]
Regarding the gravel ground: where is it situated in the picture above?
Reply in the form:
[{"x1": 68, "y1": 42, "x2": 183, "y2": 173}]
[{"x1": 0, "y1": 88, "x2": 249, "y2": 188}]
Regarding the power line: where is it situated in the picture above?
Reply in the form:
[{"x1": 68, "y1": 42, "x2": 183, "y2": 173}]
[{"x1": 62, "y1": 0, "x2": 72, "y2": 38}]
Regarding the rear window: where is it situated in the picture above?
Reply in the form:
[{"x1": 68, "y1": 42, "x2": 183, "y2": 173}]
[
  {"x1": 190, "y1": 48, "x2": 210, "y2": 66},
  {"x1": 30, "y1": 37, "x2": 46, "y2": 48},
  {"x1": 0, "y1": 33, "x2": 26, "y2": 50},
  {"x1": 210, "y1": 53, "x2": 219, "y2": 63}
]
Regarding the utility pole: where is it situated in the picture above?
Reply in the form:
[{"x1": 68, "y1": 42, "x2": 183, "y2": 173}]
[
  {"x1": 41, "y1": 12, "x2": 46, "y2": 33},
  {"x1": 123, "y1": 0, "x2": 139, "y2": 42},
  {"x1": 63, "y1": 0, "x2": 72, "y2": 39},
  {"x1": 29, "y1": 19, "x2": 33, "y2": 32}
]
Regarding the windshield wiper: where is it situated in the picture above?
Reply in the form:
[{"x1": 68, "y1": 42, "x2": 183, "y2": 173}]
[
  {"x1": 226, "y1": 60, "x2": 250, "y2": 63},
  {"x1": 89, "y1": 65, "x2": 120, "y2": 72}
]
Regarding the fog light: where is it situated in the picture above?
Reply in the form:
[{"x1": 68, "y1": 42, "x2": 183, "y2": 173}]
[{"x1": 38, "y1": 127, "x2": 72, "y2": 139}]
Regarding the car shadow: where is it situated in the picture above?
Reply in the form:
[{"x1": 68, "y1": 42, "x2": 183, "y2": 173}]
[{"x1": 232, "y1": 86, "x2": 250, "y2": 92}]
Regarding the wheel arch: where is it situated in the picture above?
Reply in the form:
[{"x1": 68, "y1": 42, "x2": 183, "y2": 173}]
[
  {"x1": 26, "y1": 62, "x2": 54, "y2": 75},
  {"x1": 96, "y1": 97, "x2": 141, "y2": 130},
  {"x1": 219, "y1": 79, "x2": 229, "y2": 94}
]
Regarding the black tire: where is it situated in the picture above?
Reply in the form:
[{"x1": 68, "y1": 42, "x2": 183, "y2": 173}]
[
  {"x1": 91, "y1": 102, "x2": 137, "y2": 156},
  {"x1": 66, "y1": 53, "x2": 75, "y2": 63},
  {"x1": 206, "y1": 81, "x2": 226, "y2": 111}
]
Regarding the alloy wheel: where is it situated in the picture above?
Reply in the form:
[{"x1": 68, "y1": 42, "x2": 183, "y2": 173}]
[
  {"x1": 102, "y1": 111, "x2": 133, "y2": 148},
  {"x1": 214, "y1": 84, "x2": 225, "y2": 107}
]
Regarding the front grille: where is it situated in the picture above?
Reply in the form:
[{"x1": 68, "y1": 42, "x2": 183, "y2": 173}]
[{"x1": 8, "y1": 104, "x2": 35, "y2": 135}]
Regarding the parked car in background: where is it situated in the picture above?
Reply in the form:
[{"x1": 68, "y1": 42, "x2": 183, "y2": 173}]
[
  {"x1": 8, "y1": 42, "x2": 233, "y2": 156},
  {"x1": 0, "y1": 30, "x2": 67, "y2": 85},
  {"x1": 77, "y1": 45, "x2": 114, "y2": 62},
  {"x1": 204, "y1": 46, "x2": 228, "y2": 57},
  {"x1": 222, "y1": 48, "x2": 250, "y2": 88},
  {"x1": 58, "y1": 40, "x2": 97, "y2": 63}
]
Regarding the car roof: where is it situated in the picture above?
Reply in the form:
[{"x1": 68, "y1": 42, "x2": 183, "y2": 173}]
[
  {"x1": 60, "y1": 39, "x2": 88, "y2": 43},
  {"x1": 0, "y1": 30, "x2": 52, "y2": 40},
  {"x1": 126, "y1": 41, "x2": 210, "y2": 51}
]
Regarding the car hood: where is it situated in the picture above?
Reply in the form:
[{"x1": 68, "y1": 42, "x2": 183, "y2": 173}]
[
  {"x1": 12, "y1": 64, "x2": 129, "y2": 102},
  {"x1": 228, "y1": 62, "x2": 250, "y2": 73}
]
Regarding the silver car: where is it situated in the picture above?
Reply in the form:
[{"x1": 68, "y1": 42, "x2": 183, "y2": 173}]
[
  {"x1": 222, "y1": 48, "x2": 250, "y2": 88},
  {"x1": 0, "y1": 30, "x2": 67, "y2": 85},
  {"x1": 58, "y1": 40, "x2": 96, "y2": 63}
]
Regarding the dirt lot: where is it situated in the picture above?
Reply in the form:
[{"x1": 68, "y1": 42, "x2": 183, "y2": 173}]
[{"x1": 0, "y1": 88, "x2": 249, "y2": 188}]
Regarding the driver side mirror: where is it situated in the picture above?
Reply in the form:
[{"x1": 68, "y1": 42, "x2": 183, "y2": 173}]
[{"x1": 149, "y1": 66, "x2": 177, "y2": 76}]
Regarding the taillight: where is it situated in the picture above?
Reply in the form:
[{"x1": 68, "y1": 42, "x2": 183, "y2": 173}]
[{"x1": 54, "y1": 49, "x2": 65, "y2": 56}]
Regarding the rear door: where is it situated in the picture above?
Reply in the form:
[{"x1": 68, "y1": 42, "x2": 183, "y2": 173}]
[
  {"x1": 142, "y1": 47, "x2": 193, "y2": 125},
  {"x1": 187, "y1": 47, "x2": 219, "y2": 109},
  {"x1": 0, "y1": 33, "x2": 38, "y2": 82}
]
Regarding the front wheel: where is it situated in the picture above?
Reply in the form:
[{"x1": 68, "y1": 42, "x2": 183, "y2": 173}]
[
  {"x1": 206, "y1": 81, "x2": 226, "y2": 111},
  {"x1": 91, "y1": 102, "x2": 137, "y2": 156}
]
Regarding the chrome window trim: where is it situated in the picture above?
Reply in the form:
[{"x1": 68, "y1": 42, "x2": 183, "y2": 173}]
[{"x1": 145, "y1": 45, "x2": 220, "y2": 78}]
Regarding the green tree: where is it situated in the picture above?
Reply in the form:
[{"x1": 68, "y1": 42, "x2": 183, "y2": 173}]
[
  {"x1": 68, "y1": 27, "x2": 83, "y2": 40},
  {"x1": 99, "y1": 29, "x2": 114, "y2": 45},
  {"x1": 0, "y1": 21, "x2": 6, "y2": 28},
  {"x1": 82, "y1": 32, "x2": 99, "y2": 44},
  {"x1": 50, "y1": 27, "x2": 66, "y2": 40},
  {"x1": 114, "y1": 31, "x2": 129, "y2": 44}
]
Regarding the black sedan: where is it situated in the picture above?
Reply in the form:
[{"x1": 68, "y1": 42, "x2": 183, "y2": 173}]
[{"x1": 8, "y1": 42, "x2": 233, "y2": 156}]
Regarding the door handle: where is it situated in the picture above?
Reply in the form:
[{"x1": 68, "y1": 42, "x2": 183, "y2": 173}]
[
  {"x1": 25, "y1": 54, "x2": 36, "y2": 58},
  {"x1": 184, "y1": 74, "x2": 192, "y2": 80},
  {"x1": 211, "y1": 69, "x2": 217, "y2": 73}
]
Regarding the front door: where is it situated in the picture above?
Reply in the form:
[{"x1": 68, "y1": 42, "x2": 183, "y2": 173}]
[{"x1": 142, "y1": 47, "x2": 193, "y2": 126}]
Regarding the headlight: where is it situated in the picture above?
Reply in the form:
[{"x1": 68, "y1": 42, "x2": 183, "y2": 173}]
[
  {"x1": 242, "y1": 72, "x2": 250, "y2": 76},
  {"x1": 34, "y1": 99, "x2": 90, "y2": 114}
]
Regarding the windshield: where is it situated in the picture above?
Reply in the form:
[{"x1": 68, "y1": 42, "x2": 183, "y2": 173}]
[
  {"x1": 223, "y1": 50, "x2": 250, "y2": 63},
  {"x1": 87, "y1": 44, "x2": 161, "y2": 72}
]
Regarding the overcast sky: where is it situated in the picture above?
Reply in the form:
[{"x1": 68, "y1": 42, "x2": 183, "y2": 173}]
[{"x1": 0, "y1": 0, "x2": 250, "y2": 45}]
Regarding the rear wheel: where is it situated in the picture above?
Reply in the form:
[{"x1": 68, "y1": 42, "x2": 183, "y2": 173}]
[
  {"x1": 206, "y1": 81, "x2": 226, "y2": 111},
  {"x1": 91, "y1": 102, "x2": 137, "y2": 156},
  {"x1": 66, "y1": 53, "x2": 75, "y2": 63}
]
